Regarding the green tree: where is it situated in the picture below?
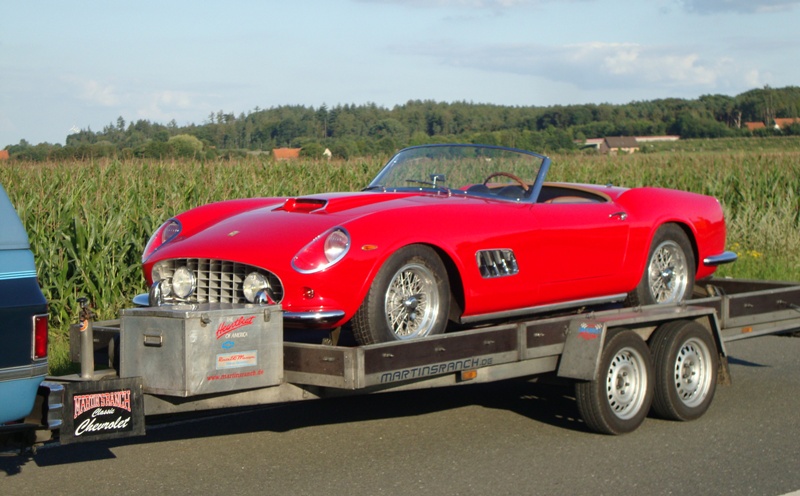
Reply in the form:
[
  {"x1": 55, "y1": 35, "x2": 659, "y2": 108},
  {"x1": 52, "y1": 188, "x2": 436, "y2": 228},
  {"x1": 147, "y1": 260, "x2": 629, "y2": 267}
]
[{"x1": 168, "y1": 134, "x2": 204, "y2": 158}]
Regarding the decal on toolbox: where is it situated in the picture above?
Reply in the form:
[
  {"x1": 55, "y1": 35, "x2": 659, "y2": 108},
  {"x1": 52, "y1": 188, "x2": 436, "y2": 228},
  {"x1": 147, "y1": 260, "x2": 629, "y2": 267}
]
[
  {"x1": 216, "y1": 315, "x2": 256, "y2": 339},
  {"x1": 216, "y1": 350, "x2": 258, "y2": 370},
  {"x1": 222, "y1": 340, "x2": 235, "y2": 349},
  {"x1": 207, "y1": 369, "x2": 265, "y2": 381}
]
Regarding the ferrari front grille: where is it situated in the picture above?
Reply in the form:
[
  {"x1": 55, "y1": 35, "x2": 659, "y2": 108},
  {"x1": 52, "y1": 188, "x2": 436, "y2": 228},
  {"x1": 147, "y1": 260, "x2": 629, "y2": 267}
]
[
  {"x1": 153, "y1": 258, "x2": 284, "y2": 304},
  {"x1": 476, "y1": 249, "x2": 519, "y2": 278}
]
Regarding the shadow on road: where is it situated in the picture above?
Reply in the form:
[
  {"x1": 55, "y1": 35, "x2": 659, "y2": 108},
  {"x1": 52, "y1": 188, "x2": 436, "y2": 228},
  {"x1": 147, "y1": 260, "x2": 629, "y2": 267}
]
[{"x1": 1, "y1": 376, "x2": 586, "y2": 473}]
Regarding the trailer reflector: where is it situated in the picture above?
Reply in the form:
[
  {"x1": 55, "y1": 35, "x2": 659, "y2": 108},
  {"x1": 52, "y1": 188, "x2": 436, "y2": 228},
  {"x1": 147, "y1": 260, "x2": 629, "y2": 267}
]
[{"x1": 460, "y1": 369, "x2": 478, "y2": 381}]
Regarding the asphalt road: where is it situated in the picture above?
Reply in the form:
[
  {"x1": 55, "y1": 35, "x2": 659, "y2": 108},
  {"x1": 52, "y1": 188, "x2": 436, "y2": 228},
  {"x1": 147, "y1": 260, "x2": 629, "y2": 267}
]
[{"x1": 2, "y1": 335, "x2": 799, "y2": 496}]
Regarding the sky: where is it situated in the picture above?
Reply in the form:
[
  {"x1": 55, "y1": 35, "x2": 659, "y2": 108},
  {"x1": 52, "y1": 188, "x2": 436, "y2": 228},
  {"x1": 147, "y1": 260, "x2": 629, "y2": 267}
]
[{"x1": 2, "y1": 0, "x2": 799, "y2": 146}]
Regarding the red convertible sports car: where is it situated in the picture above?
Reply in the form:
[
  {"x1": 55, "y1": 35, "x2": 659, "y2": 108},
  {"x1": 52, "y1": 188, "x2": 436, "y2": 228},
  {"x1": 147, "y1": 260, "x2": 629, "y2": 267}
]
[{"x1": 137, "y1": 144, "x2": 736, "y2": 345}]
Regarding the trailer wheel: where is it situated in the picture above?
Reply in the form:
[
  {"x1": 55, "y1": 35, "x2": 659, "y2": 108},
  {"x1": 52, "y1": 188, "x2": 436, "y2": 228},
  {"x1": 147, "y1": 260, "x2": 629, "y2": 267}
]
[
  {"x1": 575, "y1": 330, "x2": 654, "y2": 435},
  {"x1": 650, "y1": 320, "x2": 717, "y2": 421},
  {"x1": 352, "y1": 245, "x2": 450, "y2": 345}
]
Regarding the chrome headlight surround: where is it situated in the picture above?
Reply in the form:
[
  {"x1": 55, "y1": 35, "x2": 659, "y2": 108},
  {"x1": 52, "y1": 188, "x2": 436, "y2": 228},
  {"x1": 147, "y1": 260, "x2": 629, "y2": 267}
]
[{"x1": 142, "y1": 219, "x2": 182, "y2": 262}]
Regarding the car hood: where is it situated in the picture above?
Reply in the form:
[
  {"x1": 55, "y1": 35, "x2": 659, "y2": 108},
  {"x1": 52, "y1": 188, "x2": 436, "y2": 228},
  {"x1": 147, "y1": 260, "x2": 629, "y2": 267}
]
[{"x1": 145, "y1": 191, "x2": 458, "y2": 270}]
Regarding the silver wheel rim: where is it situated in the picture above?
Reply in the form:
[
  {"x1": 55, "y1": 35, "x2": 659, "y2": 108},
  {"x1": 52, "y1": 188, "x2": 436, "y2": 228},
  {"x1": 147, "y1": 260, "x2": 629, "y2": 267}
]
[
  {"x1": 673, "y1": 337, "x2": 713, "y2": 408},
  {"x1": 606, "y1": 346, "x2": 648, "y2": 420},
  {"x1": 384, "y1": 262, "x2": 440, "y2": 340},
  {"x1": 648, "y1": 240, "x2": 689, "y2": 304}
]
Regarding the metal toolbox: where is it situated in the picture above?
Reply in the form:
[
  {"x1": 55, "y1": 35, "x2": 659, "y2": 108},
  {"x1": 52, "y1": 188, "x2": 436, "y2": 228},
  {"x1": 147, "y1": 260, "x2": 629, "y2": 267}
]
[{"x1": 119, "y1": 304, "x2": 282, "y2": 397}]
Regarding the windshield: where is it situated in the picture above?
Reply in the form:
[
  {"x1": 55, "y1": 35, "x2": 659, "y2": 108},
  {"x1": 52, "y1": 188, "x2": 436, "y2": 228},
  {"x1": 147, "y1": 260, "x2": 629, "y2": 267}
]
[{"x1": 367, "y1": 144, "x2": 550, "y2": 202}]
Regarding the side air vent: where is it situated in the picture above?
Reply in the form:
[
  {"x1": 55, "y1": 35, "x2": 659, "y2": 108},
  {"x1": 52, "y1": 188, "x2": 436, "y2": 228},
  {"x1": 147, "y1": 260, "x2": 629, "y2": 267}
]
[{"x1": 476, "y1": 249, "x2": 519, "y2": 278}]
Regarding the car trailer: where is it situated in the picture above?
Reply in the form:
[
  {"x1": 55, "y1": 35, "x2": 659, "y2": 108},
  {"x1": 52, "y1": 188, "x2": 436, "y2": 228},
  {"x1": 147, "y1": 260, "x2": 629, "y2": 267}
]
[{"x1": 5, "y1": 277, "x2": 800, "y2": 450}]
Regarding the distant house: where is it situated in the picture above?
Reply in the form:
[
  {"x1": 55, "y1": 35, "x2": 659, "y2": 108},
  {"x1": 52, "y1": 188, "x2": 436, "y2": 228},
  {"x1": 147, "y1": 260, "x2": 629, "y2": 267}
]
[
  {"x1": 745, "y1": 122, "x2": 766, "y2": 131},
  {"x1": 635, "y1": 135, "x2": 680, "y2": 143},
  {"x1": 0, "y1": 150, "x2": 8, "y2": 161},
  {"x1": 578, "y1": 138, "x2": 605, "y2": 150},
  {"x1": 600, "y1": 136, "x2": 639, "y2": 154},
  {"x1": 773, "y1": 118, "x2": 800, "y2": 130},
  {"x1": 579, "y1": 135, "x2": 672, "y2": 152},
  {"x1": 272, "y1": 147, "x2": 301, "y2": 160}
]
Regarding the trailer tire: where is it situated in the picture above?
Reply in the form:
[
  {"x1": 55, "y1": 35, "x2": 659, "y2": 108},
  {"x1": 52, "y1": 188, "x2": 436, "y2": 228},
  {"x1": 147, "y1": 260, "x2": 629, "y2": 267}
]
[
  {"x1": 650, "y1": 320, "x2": 717, "y2": 421},
  {"x1": 575, "y1": 330, "x2": 654, "y2": 435}
]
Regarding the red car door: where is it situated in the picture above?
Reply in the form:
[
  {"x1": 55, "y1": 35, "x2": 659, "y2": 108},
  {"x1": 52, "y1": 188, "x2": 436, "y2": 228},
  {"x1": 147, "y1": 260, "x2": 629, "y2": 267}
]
[{"x1": 530, "y1": 201, "x2": 630, "y2": 302}]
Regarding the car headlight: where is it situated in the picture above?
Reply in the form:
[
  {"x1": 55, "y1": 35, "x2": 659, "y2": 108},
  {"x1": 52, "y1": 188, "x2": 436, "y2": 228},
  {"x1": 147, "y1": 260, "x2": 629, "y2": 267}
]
[
  {"x1": 171, "y1": 266, "x2": 196, "y2": 299},
  {"x1": 142, "y1": 219, "x2": 182, "y2": 262},
  {"x1": 292, "y1": 227, "x2": 351, "y2": 274},
  {"x1": 243, "y1": 272, "x2": 269, "y2": 302}
]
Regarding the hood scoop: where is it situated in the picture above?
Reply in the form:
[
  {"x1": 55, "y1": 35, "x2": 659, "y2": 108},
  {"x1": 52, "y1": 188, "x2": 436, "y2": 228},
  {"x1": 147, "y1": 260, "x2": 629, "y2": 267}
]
[{"x1": 280, "y1": 198, "x2": 328, "y2": 213}]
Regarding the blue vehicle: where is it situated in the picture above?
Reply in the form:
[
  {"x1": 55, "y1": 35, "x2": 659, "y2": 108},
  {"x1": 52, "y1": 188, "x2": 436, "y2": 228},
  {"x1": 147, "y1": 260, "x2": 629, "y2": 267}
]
[{"x1": 0, "y1": 183, "x2": 48, "y2": 426}]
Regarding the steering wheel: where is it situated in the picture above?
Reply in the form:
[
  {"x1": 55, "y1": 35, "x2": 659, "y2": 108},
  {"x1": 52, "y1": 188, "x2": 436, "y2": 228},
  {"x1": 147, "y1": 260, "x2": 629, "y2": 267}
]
[{"x1": 483, "y1": 172, "x2": 530, "y2": 192}]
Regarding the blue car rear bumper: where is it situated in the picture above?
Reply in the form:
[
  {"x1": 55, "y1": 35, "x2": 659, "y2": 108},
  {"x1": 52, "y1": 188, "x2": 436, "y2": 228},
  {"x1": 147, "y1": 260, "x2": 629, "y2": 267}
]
[{"x1": 0, "y1": 368, "x2": 47, "y2": 424}]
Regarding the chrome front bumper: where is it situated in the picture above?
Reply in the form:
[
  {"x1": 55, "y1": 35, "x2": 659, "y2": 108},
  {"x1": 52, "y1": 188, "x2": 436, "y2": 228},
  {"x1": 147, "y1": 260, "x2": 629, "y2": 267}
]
[{"x1": 133, "y1": 294, "x2": 345, "y2": 327}]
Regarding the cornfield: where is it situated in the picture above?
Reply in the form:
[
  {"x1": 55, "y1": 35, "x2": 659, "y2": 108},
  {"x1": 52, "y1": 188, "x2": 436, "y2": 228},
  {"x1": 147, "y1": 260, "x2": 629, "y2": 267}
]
[{"x1": 1, "y1": 149, "x2": 798, "y2": 371}]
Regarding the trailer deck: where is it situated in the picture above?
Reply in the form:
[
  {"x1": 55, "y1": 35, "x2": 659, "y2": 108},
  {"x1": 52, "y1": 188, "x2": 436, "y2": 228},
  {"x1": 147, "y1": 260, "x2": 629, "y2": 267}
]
[{"x1": 6, "y1": 277, "x2": 800, "y2": 448}]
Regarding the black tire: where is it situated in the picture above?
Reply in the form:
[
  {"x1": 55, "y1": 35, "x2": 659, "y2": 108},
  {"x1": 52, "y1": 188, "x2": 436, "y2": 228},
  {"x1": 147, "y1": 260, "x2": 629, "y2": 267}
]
[
  {"x1": 628, "y1": 224, "x2": 695, "y2": 306},
  {"x1": 650, "y1": 320, "x2": 718, "y2": 421},
  {"x1": 575, "y1": 330, "x2": 654, "y2": 435},
  {"x1": 352, "y1": 245, "x2": 450, "y2": 345}
]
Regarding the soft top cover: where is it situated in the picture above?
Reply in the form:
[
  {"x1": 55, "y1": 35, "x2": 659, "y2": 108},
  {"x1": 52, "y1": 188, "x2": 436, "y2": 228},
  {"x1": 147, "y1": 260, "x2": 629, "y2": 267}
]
[{"x1": 0, "y1": 183, "x2": 30, "y2": 250}]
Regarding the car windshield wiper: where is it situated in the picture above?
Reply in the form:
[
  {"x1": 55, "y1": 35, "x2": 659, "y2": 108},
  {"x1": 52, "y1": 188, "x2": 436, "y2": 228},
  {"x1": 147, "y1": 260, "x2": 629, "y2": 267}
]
[{"x1": 362, "y1": 185, "x2": 385, "y2": 192}]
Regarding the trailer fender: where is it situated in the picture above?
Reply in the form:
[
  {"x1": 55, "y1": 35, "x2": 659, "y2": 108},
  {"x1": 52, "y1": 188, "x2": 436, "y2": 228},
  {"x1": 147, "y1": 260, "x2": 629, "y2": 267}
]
[
  {"x1": 557, "y1": 319, "x2": 608, "y2": 381},
  {"x1": 557, "y1": 307, "x2": 729, "y2": 384}
]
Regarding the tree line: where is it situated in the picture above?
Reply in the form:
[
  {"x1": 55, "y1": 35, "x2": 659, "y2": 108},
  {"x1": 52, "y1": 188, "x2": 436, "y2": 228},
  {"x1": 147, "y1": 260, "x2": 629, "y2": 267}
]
[{"x1": 6, "y1": 86, "x2": 800, "y2": 161}]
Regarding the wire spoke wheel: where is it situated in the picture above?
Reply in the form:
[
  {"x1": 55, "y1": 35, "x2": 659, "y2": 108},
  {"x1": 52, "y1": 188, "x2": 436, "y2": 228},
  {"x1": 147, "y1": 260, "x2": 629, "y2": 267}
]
[
  {"x1": 385, "y1": 263, "x2": 440, "y2": 339},
  {"x1": 648, "y1": 240, "x2": 689, "y2": 304},
  {"x1": 352, "y1": 245, "x2": 449, "y2": 345},
  {"x1": 628, "y1": 224, "x2": 695, "y2": 307}
]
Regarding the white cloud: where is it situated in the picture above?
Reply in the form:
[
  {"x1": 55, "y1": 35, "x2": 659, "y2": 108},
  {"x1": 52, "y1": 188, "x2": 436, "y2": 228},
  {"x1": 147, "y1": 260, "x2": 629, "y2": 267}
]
[
  {"x1": 136, "y1": 90, "x2": 194, "y2": 122},
  {"x1": 65, "y1": 77, "x2": 121, "y2": 107},
  {"x1": 680, "y1": 0, "x2": 800, "y2": 14},
  {"x1": 423, "y1": 41, "x2": 756, "y2": 92},
  {"x1": 743, "y1": 69, "x2": 764, "y2": 87}
]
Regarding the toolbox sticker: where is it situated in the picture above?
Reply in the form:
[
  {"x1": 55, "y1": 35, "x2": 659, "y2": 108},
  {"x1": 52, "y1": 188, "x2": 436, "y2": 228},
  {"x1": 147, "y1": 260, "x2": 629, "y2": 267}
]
[
  {"x1": 578, "y1": 322, "x2": 603, "y2": 340},
  {"x1": 216, "y1": 315, "x2": 256, "y2": 339},
  {"x1": 216, "y1": 350, "x2": 258, "y2": 370},
  {"x1": 222, "y1": 340, "x2": 235, "y2": 349}
]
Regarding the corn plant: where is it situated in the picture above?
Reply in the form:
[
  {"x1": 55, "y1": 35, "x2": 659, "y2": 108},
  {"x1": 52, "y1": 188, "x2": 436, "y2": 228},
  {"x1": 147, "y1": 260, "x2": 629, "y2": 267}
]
[{"x1": 1, "y1": 148, "x2": 798, "y2": 373}]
